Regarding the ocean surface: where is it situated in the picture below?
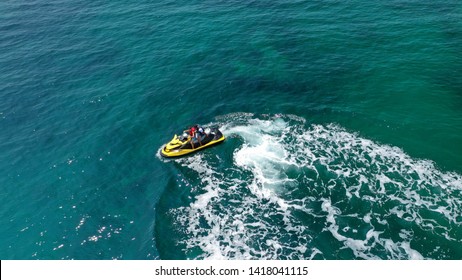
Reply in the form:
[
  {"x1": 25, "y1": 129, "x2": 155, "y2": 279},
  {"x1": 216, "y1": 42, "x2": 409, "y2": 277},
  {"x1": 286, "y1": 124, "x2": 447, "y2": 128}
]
[{"x1": 1, "y1": 0, "x2": 462, "y2": 260}]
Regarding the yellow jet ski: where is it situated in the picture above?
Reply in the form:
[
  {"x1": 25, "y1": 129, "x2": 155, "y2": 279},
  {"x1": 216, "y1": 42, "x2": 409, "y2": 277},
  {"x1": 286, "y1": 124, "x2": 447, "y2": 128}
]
[{"x1": 160, "y1": 126, "x2": 225, "y2": 158}]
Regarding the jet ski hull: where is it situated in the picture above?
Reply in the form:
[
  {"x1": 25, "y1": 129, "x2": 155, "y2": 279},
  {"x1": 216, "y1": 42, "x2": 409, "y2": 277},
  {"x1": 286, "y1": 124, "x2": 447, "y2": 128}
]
[{"x1": 160, "y1": 128, "x2": 225, "y2": 158}]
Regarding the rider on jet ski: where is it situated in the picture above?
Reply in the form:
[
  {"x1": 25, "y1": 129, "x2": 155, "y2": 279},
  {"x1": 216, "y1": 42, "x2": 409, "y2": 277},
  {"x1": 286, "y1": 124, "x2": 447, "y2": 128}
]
[
  {"x1": 183, "y1": 125, "x2": 206, "y2": 148},
  {"x1": 160, "y1": 124, "x2": 224, "y2": 158}
]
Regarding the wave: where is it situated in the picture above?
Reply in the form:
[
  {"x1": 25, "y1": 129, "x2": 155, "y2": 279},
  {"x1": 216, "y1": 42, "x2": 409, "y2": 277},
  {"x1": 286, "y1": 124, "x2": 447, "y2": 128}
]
[{"x1": 165, "y1": 113, "x2": 462, "y2": 259}]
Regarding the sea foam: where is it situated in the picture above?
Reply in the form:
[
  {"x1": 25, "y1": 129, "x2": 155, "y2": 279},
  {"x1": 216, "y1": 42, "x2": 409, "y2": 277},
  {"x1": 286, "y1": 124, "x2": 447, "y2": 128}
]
[{"x1": 171, "y1": 114, "x2": 462, "y2": 259}]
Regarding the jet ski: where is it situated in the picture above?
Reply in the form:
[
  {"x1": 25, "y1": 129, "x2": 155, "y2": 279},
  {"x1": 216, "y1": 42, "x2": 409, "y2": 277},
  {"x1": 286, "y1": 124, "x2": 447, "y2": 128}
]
[{"x1": 160, "y1": 126, "x2": 225, "y2": 158}]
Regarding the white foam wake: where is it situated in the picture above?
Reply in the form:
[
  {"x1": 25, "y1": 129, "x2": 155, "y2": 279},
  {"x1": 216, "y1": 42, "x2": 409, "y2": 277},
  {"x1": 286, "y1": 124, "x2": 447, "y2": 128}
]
[{"x1": 171, "y1": 114, "x2": 462, "y2": 259}]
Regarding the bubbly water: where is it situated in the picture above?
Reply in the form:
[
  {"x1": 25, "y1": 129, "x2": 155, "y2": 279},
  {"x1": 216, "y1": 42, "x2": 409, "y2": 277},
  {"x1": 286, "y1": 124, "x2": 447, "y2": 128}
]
[{"x1": 158, "y1": 114, "x2": 462, "y2": 259}]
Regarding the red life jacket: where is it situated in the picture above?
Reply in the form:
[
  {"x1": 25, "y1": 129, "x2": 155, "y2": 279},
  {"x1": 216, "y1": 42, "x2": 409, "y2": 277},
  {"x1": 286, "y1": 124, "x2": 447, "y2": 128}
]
[{"x1": 189, "y1": 127, "x2": 196, "y2": 136}]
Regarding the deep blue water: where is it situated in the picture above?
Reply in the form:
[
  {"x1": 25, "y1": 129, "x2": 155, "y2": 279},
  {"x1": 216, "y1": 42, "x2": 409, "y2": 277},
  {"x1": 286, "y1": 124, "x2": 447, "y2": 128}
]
[{"x1": 1, "y1": 0, "x2": 461, "y2": 259}]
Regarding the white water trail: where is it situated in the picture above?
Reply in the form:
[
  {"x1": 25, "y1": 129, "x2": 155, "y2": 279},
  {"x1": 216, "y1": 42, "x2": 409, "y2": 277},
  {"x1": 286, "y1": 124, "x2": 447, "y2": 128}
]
[{"x1": 171, "y1": 114, "x2": 462, "y2": 259}]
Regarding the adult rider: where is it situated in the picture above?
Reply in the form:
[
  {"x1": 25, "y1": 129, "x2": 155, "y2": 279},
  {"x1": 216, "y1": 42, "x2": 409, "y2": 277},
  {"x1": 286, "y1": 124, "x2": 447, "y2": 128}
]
[{"x1": 184, "y1": 125, "x2": 205, "y2": 149}]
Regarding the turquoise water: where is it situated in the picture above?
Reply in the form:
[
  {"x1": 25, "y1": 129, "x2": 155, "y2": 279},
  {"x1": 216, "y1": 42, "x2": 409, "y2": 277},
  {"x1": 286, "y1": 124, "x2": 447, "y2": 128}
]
[{"x1": 1, "y1": 0, "x2": 461, "y2": 259}]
